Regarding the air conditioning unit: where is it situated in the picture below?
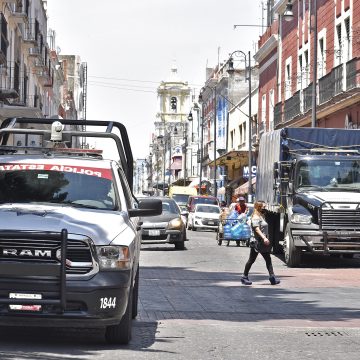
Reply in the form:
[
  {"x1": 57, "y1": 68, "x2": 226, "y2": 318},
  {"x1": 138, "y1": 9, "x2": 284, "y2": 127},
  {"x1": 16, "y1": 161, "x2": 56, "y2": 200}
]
[{"x1": 29, "y1": 47, "x2": 40, "y2": 56}]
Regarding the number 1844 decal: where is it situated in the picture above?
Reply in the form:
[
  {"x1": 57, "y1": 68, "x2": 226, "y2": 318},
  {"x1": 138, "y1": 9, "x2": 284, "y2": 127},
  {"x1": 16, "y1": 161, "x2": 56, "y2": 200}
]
[{"x1": 100, "y1": 297, "x2": 117, "y2": 309}]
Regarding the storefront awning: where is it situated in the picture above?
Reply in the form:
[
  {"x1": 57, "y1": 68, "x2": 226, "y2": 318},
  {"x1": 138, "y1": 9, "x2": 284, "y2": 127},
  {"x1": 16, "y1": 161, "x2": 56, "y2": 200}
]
[
  {"x1": 234, "y1": 177, "x2": 256, "y2": 195},
  {"x1": 170, "y1": 158, "x2": 182, "y2": 170},
  {"x1": 207, "y1": 150, "x2": 249, "y2": 167},
  {"x1": 226, "y1": 176, "x2": 243, "y2": 189}
]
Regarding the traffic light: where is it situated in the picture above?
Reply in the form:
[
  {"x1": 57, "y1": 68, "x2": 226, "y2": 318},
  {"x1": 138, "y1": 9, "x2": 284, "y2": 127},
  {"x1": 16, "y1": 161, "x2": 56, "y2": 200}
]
[{"x1": 170, "y1": 96, "x2": 177, "y2": 111}]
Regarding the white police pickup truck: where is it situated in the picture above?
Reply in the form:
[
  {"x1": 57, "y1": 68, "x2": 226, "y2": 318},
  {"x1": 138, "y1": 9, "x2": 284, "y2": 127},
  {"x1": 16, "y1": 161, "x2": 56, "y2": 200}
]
[{"x1": 0, "y1": 117, "x2": 161, "y2": 345}]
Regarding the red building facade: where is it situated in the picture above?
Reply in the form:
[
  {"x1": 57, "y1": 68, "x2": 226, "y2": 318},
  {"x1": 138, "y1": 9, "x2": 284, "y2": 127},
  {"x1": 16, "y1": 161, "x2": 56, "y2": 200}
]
[{"x1": 255, "y1": 0, "x2": 360, "y2": 134}]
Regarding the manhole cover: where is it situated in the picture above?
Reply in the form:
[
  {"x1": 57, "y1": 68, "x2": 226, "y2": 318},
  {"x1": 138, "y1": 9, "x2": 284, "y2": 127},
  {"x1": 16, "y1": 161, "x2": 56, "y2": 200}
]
[{"x1": 305, "y1": 331, "x2": 348, "y2": 337}]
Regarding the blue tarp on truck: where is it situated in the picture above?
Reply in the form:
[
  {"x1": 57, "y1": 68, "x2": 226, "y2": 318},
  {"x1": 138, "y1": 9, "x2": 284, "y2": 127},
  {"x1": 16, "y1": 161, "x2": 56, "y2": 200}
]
[{"x1": 256, "y1": 127, "x2": 360, "y2": 206}]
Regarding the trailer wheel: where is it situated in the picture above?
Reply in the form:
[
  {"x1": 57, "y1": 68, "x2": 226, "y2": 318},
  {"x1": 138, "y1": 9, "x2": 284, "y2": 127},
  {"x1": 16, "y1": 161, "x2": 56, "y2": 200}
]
[{"x1": 283, "y1": 225, "x2": 301, "y2": 267}]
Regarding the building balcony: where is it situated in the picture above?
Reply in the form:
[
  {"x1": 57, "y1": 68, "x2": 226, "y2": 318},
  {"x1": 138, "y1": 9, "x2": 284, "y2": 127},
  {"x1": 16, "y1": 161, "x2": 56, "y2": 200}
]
[
  {"x1": 273, "y1": 58, "x2": 360, "y2": 128},
  {"x1": 273, "y1": 102, "x2": 282, "y2": 128},
  {"x1": 9, "y1": 3, "x2": 29, "y2": 24},
  {"x1": 259, "y1": 22, "x2": 278, "y2": 48},
  {"x1": 303, "y1": 83, "x2": 313, "y2": 114},
  {"x1": 346, "y1": 57, "x2": 360, "y2": 90},
  {"x1": 318, "y1": 64, "x2": 343, "y2": 105},
  {"x1": 283, "y1": 90, "x2": 301, "y2": 123},
  {"x1": 20, "y1": 21, "x2": 38, "y2": 47},
  {"x1": 0, "y1": 62, "x2": 21, "y2": 100},
  {"x1": 0, "y1": 37, "x2": 8, "y2": 65}
]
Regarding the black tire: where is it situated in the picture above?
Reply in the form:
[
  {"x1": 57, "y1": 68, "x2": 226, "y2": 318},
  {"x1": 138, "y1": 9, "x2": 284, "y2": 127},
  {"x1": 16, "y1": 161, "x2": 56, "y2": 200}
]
[
  {"x1": 283, "y1": 224, "x2": 301, "y2": 267},
  {"x1": 187, "y1": 221, "x2": 192, "y2": 231},
  {"x1": 175, "y1": 231, "x2": 186, "y2": 250},
  {"x1": 268, "y1": 213, "x2": 283, "y2": 254},
  {"x1": 105, "y1": 286, "x2": 133, "y2": 345},
  {"x1": 236, "y1": 241, "x2": 240, "y2": 247},
  {"x1": 132, "y1": 266, "x2": 139, "y2": 319},
  {"x1": 216, "y1": 232, "x2": 222, "y2": 246},
  {"x1": 175, "y1": 240, "x2": 185, "y2": 250}
]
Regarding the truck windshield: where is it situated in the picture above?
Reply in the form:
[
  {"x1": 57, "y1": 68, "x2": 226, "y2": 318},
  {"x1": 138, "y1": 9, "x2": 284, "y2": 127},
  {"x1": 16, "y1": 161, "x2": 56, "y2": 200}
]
[
  {"x1": 0, "y1": 164, "x2": 117, "y2": 210},
  {"x1": 296, "y1": 159, "x2": 360, "y2": 192}
]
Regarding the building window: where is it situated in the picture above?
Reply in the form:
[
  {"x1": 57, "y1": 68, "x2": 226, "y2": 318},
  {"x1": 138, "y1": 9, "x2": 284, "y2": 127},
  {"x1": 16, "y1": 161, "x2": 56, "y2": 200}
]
[
  {"x1": 285, "y1": 60, "x2": 292, "y2": 99},
  {"x1": 170, "y1": 96, "x2": 177, "y2": 112},
  {"x1": 243, "y1": 122, "x2": 246, "y2": 145},
  {"x1": 298, "y1": 54, "x2": 303, "y2": 90},
  {"x1": 319, "y1": 37, "x2": 325, "y2": 78},
  {"x1": 336, "y1": 23, "x2": 342, "y2": 65},
  {"x1": 0, "y1": 13, "x2": 8, "y2": 61},
  {"x1": 304, "y1": 50, "x2": 309, "y2": 86},
  {"x1": 344, "y1": 17, "x2": 351, "y2": 62},
  {"x1": 261, "y1": 94, "x2": 267, "y2": 130},
  {"x1": 269, "y1": 89, "x2": 274, "y2": 131}
]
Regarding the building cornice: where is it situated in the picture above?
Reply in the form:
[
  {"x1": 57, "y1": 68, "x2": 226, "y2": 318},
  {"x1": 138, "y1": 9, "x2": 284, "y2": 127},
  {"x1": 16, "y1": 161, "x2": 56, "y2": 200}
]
[{"x1": 254, "y1": 34, "x2": 278, "y2": 63}]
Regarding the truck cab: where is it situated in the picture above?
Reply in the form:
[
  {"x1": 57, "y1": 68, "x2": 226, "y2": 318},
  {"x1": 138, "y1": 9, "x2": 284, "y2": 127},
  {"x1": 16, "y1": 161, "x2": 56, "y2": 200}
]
[
  {"x1": 0, "y1": 117, "x2": 161, "y2": 344},
  {"x1": 281, "y1": 153, "x2": 360, "y2": 266}
]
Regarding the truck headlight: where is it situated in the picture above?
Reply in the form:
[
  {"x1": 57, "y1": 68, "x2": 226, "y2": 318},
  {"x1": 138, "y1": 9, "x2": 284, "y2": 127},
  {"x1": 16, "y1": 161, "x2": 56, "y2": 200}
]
[
  {"x1": 291, "y1": 213, "x2": 312, "y2": 224},
  {"x1": 96, "y1": 246, "x2": 130, "y2": 270},
  {"x1": 168, "y1": 218, "x2": 182, "y2": 230}
]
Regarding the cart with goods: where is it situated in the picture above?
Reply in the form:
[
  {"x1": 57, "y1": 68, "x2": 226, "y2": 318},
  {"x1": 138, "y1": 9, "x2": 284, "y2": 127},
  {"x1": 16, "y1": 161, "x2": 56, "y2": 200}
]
[{"x1": 216, "y1": 211, "x2": 251, "y2": 247}]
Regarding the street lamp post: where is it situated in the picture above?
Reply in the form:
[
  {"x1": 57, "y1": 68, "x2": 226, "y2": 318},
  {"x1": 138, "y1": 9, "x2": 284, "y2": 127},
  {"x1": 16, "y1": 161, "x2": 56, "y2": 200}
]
[
  {"x1": 183, "y1": 122, "x2": 188, "y2": 186},
  {"x1": 192, "y1": 103, "x2": 204, "y2": 195},
  {"x1": 227, "y1": 50, "x2": 253, "y2": 202}
]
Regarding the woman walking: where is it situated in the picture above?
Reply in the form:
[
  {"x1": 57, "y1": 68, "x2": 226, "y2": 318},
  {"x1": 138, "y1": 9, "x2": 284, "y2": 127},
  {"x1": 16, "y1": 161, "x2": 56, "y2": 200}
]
[{"x1": 240, "y1": 200, "x2": 280, "y2": 286}]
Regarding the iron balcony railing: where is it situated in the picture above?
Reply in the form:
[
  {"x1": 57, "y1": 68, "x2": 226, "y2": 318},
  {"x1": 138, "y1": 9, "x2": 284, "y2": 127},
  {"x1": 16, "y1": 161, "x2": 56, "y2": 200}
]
[
  {"x1": 273, "y1": 102, "x2": 282, "y2": 128},
  {"x1": 319, "y1": 64, "x2": 343, "y2": 104},
  {"x1": 283, "y1": 90, "x2": 300, "y2": 123},
  {"x1": 303, "y1": 83, "x2": 313, "y2": 113},
  {"x1": 346, "y1": 57, "x2": 360, "y2": 90}
]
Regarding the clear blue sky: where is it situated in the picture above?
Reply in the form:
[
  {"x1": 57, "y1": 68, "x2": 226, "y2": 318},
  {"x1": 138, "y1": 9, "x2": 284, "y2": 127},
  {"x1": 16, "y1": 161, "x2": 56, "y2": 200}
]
[{"x1": 47, "y1": 0, "x2": 264, "y2": 159}]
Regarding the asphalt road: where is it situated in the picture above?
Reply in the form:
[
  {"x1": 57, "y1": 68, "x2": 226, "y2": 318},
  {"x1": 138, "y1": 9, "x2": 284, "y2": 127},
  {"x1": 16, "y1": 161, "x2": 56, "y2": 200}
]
[{"x1": 0, "y1": 230, "x2": 360, "y2": 359}]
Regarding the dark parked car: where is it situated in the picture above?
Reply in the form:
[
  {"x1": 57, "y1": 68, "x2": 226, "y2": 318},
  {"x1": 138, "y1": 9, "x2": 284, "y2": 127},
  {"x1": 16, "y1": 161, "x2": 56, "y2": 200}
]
[{"x1": 140, "y1": 197, "x2": 187, "y2": 250}]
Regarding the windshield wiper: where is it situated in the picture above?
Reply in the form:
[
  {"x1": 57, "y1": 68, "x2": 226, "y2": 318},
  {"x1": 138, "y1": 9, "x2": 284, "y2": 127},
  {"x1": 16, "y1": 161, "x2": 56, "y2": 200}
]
[
  {"x1": 297, "y1": 185, "x2": 328, "y2": 192},
  {"x1": 57, "y1": 201, "x2": 99, "y2": 209}
]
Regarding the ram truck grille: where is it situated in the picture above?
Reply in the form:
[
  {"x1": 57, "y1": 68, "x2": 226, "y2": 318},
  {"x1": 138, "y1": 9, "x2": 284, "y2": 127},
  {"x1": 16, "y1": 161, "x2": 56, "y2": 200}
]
[{"x1": 0, "y1": 236, "x2": 93, "y2": 275}]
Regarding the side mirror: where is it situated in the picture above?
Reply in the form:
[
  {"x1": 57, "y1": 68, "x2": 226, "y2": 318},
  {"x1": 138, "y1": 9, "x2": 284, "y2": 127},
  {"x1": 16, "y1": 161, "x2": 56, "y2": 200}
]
[
  {"x1": 288, "y1": 182, "x2": 293, "y2": 193},
  {"x1": 129, "y1": 198, "x2": 162, "y2": 217}
]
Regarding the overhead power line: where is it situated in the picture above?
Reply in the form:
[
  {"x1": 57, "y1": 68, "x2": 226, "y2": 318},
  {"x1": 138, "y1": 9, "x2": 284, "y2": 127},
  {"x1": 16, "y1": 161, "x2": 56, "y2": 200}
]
[{"x1": 88, "y1": 83, "x2": 156, "y2": 93}]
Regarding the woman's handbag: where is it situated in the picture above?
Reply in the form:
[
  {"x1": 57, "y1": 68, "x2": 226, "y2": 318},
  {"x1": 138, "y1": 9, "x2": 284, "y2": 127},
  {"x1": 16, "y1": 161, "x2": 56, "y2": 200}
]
[{"x1": 249, "y1": 232, "x2": 258, "y2": 250}]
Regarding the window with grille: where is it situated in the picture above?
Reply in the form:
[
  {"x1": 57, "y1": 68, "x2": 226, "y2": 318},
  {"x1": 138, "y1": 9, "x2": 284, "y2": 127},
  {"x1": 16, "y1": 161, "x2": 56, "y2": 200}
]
[
  {"x1": 0, "y1": 13, "x2": 8, "y2": 60},
  {"x1": 344, "y1": 17, "x2": 351, "y2": 61},
  {"x1": 336, "y1": 23, "x2": 342, "y2": 64}
]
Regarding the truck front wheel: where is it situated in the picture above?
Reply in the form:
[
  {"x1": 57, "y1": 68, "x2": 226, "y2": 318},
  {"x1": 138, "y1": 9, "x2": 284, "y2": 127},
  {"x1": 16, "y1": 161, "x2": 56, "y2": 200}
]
[
  {"x1": 132, "y1": 266, "x2": 139, "y2": 319},
  {"x1": 283, "y1": 225, "x2": 301, "y2": 267},
  {"x1": 105, "y1": 287, "x2": 133, "y2": 345}
]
